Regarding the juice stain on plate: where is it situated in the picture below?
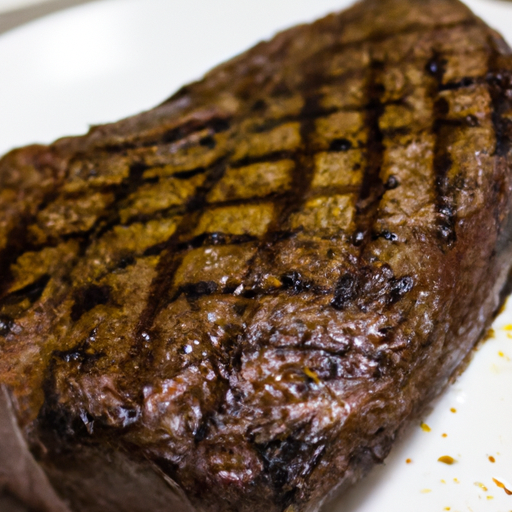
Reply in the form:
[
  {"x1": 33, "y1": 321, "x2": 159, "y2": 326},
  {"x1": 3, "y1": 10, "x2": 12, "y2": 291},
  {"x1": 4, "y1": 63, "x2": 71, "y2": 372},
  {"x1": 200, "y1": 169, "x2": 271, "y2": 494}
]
[
  {"x1": 493, "y1": 478, "x2": 512, "y2": 495},
  {"x1": 438, "y1": 456, "x2": 457, "y2": 465},
  {"x1": 421, "y1": 422, "x2": 431, "y2": 432},
  {"x1": 450, "y1": 408, "x2": 457, "y2": 413},
  {"x1": 489, "y1": 456, "x2": 496, "y2": 463},
  {"x1": 498, "y1": 351, "x2": 511, "y2": 361},
  {"x1": 420, "y1": 489, "x2": 432, "y2": 494},
  {"x1": 475, "y1": 482, "x2": 488, "y2": 492}
]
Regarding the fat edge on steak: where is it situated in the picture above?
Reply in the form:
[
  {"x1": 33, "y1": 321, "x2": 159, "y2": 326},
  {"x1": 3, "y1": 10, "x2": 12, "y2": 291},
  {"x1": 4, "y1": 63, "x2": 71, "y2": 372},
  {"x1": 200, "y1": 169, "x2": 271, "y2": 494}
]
[{"x1": 1, "y1": 0, "x2": 512, "y2": 511}]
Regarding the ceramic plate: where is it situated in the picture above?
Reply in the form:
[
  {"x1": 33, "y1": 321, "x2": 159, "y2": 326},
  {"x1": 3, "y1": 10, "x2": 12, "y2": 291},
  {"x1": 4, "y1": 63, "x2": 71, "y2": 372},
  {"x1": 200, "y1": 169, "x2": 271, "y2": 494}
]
[{"x1": 0, "y1": 1, "x2": 511, "y2": 511}]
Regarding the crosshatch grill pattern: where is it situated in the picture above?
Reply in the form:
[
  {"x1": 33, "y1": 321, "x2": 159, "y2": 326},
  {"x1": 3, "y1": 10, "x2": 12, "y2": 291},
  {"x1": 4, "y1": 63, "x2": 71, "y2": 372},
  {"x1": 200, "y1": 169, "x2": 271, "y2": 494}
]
[{"x1": 1, "y1": 1, "x2": 512, "y2": 512}]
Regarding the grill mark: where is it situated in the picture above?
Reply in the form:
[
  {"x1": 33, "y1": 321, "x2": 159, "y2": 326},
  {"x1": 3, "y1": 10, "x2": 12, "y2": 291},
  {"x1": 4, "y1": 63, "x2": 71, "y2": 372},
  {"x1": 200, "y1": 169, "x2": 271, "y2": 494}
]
[
  {"x1": 0, "y1": 217, "x2": 33, "y2": 301},
  {"x1": 230, "y1": 151, "x2": 297, "y2": 168},
  {"x1": 99, "y1": 116, "x2": 233, "y2": 152},
  {"x1": 237, "y1": 87, "x2": 326, "y2": 300},
  {"x1": 85, "y1": 162, "x2": 148, "y2": 242},
  {"x1": 113, "y1": 206, "x2": 186, "y2": 228},
  {"x1": 429, "y1": 52, "x2": 458, "y2": 249},
  {"x1": 0, "y1": 160, "x2": 151, "y2": 314},
  {"x1": 351, "y1": 60, "x2": 386, "y2": 256},
  {"x1": 134, "y1": 159, "x2": 230, "y2": 349},
  {"x1": 0, "y1": 154, "x2": 74, "y2": 300}
]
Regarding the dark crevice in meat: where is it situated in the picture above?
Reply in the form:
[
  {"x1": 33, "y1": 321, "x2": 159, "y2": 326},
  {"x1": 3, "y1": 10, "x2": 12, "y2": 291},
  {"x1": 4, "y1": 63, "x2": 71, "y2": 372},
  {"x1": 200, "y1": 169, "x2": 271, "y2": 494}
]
[{"x1": 70, "y1": 285, "x2": 111, "y2": 322}]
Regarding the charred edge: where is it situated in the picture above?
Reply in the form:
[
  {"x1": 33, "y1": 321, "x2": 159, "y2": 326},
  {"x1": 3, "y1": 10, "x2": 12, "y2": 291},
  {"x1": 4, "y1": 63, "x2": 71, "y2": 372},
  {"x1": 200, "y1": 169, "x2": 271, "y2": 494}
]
[
  {"x1": 134, "y1": 159, "x2": 229, "y2": 348},
  {"x1": 352, "y1": 60, "x2": 385, "y2": 255},
  {"x1": 254, "y1": 437, "x2": 327, "y2": 508},
  {"x1": 429, "y1": 52, "x2": 457, "y2": 249}
]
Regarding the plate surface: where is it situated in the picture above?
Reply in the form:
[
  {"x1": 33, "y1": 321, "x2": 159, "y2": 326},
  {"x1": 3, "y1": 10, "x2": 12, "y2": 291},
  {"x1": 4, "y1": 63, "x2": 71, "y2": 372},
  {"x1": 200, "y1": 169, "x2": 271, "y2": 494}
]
[{"x1": 0, "y1": 1, "x2": 512, "y2": 511}]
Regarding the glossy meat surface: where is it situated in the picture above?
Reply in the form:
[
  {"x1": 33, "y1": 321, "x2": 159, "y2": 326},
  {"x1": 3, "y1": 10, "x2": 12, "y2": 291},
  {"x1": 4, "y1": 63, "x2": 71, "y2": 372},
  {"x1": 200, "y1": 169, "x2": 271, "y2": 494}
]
[{"x1": 1, "y1": 0, "x2": 512, "y2": 511}]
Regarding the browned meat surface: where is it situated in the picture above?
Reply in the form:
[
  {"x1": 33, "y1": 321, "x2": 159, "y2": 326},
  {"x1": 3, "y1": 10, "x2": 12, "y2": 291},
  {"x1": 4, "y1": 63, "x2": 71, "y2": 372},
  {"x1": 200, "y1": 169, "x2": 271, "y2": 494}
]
[{"x1": 1, "y1": 0, "x2": 512, "y2": 511}]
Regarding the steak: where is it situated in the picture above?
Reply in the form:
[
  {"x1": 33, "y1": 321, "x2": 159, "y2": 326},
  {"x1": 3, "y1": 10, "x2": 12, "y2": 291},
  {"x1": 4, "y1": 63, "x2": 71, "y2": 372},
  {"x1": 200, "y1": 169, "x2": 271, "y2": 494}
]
[{"x1": 1, "y1": 0, "x2": 512, "y2": 511}]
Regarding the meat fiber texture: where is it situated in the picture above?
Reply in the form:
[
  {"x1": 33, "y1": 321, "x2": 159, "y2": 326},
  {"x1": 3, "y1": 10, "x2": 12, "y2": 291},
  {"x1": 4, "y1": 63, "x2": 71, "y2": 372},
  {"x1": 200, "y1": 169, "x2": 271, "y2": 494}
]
[{"x1": 1, "y1": 0, "x2": 512, "y2": 511}]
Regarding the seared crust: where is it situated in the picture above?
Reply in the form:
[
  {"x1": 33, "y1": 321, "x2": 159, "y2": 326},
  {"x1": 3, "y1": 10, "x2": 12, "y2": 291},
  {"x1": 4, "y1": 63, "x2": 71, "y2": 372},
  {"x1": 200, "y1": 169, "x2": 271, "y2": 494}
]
[{"x1": 1, "y1": 1, "x2": 512, "y2": 511}]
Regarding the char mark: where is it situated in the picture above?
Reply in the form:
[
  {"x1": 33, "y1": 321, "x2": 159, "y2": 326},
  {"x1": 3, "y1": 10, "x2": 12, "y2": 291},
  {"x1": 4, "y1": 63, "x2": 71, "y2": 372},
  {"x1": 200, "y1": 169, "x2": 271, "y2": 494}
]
[
  {"x1": 353, "y1": 59, "x2": 386, "y2": 255},
  {"x1": 430, "y1": 52, "x2": 457, "y2": 249}
]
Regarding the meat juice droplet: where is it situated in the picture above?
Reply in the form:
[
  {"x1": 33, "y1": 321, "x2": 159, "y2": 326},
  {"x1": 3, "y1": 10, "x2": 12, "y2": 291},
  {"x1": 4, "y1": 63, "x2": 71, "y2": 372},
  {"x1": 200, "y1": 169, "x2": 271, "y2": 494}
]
[
  {"x1": 489, "y1": 456, "x2": 496, "y2": 463},
  {"x1": 493, "y1": 478, "x2": 512, "y2": 495},
  {"x1": 438, "y1": 456, "x2": 456, "y2": 465},
  {"x1": 421, "y1": 422, "x2": 431, "y2": 432}
]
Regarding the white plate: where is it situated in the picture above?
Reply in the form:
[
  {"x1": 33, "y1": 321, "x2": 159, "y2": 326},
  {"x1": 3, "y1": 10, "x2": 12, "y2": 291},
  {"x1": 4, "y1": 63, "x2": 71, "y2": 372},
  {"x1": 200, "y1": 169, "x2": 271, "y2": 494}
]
[{"x1": 0, "y1": 1, "x2": 512, "y2": 511}]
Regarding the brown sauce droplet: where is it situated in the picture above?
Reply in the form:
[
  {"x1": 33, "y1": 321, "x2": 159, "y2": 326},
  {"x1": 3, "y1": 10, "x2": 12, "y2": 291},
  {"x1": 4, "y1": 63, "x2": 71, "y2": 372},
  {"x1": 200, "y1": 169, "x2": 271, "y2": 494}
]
[{"x1": 489, "y1": 456, "x2": 496, "y2": 463}]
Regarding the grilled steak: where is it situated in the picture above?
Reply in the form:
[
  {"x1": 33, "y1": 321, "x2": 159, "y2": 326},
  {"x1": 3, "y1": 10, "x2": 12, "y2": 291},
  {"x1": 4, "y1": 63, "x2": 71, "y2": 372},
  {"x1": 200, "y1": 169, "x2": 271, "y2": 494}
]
[{"x1": 1, "y1": 0, "x2": 512, "y2": 511}]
